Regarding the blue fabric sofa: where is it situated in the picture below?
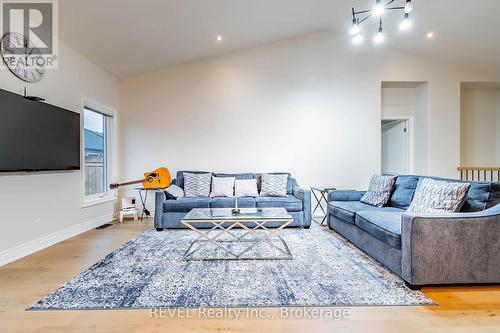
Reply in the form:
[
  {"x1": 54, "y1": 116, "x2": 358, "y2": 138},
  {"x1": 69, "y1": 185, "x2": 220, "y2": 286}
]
[
  {"x1": 327, "y1": 175, "x2": 500, "y2": 287},
  {"x1": 155, "y1": 171, "x2": 311, "y2": 230}
]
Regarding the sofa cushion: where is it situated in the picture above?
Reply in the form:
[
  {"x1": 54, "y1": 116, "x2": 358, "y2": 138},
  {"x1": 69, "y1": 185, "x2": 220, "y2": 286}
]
[
  {"x1": 328, "y1": 201, "x2": 403, "y2": 224},
  {"x1": 254, "y1": 173, "x2": 293, "y2": 194},
  {"x1": 164, "y1": 184, "x2": 184, "y2": 200},
  {"x1": 360, "y1": 175, "x2": 397, "y2": 207},
  {"x1": 355, "y1": 211, "x2": 404, "y2": 249},
  {"x1": 215, "y1": 173, "x2": 254, "y2": 180},
  {"x1": 175, "y1": 171, "x2": 210, "y2": 189},
  {"x1": 210, "y1": 197, "x2": 256, "y2": 208},
  {"x1": 163, "y1": 197, "x2": 211, "y2": 213},
  {"x1": 459, "y1": 181, "x2": 500, "y2": 212},
  {"x1": 260, "y1": 173, "x2": 288, "y2": 197},
  {"x1": 210, "y1": 176, "x2": 235, "y2": 197},
  {"x1": 487, "y1": 183, "x2": 500, "y2": 209},
  {"x1": 255, "y1": 195, "x2": 302, "y2": 212},
  {"x1": 235, "y1": 179, "x2": 259, "y2": 197},
  {"x1": 389, "y1": 175, "x2": 419, "y2": 209},
  {"x1": 416, "y1": 176, "x2": 500, "y2": 212},
  {"x1": 407, "y1": 178, "x2": 471, "y2": 214},
  {"x1": 184, "y1": 172, "x2": 212, "y2": 197}
]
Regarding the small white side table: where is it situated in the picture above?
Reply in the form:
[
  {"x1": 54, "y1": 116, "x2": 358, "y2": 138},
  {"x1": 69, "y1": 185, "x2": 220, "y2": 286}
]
[{"x1": 119, "y1": 208, "x2": 138, "y2": 223}]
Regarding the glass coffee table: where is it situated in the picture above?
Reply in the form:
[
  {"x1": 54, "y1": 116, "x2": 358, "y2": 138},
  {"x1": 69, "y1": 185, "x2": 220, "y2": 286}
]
[{"x1": 181, "y1": 208, "x2": 293, "y2": 261}]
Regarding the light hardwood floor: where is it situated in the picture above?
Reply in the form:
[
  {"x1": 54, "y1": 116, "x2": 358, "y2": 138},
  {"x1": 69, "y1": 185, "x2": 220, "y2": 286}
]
[{"x1": 1, "y1": 219, "x2": 499, "y2": 333}]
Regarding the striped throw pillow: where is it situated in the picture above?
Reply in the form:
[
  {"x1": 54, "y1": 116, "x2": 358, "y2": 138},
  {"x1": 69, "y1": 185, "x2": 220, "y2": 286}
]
[
  {"x1": 406, "y1": 178, "x2": 471, "y2": 214},
  {"x1": 360, "y1": 175, "x2": 397, "y2": 207},
  {"x1": 183, "y1": 172, "x2": 212, "y2": 197},
  {"x1": 260, "y1": 173, "x2": 288, "y2": 197}
]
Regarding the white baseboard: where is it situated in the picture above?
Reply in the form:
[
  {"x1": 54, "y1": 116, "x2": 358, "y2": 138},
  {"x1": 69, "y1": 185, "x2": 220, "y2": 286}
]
[{"x1": 0, "y1": 214, "x2": 113, "y2": 267}]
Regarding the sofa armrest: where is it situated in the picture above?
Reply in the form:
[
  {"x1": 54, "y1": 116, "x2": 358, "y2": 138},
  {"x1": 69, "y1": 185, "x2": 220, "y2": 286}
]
[
  {"x1": 327, "y1": 190, "x2": 366, "y2": 202},
  {"x1": 401, "y1": 205, "x2": 500, "y2": 285},
  {"x1": 293, "y1": 186, "x2": 311, "y2": 227},
  {"x1": 154, "y1": 190, "x2": 166, "y2": 228}
]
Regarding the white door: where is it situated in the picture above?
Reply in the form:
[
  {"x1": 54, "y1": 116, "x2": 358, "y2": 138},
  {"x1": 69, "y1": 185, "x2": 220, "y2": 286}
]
[{"x1": 381, "y1": 120, "x2": 409, "y2": 174}]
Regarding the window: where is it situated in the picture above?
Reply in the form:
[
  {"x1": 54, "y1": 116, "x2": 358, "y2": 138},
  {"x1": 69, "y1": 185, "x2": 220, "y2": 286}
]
[{"x1": 83, "y1": 107, "x2": 108, "y2": 199}]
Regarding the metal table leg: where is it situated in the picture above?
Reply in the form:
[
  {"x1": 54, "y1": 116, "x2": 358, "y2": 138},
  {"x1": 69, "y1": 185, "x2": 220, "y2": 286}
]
[
  {"x1": 138, "y1": 189, "x2": 150, "y2": 221},
  {"x1": 312, "y1": 188, "x2": 329, "y2": 226},
  {"x1": 181, "y1": 219, "x2": 293, "y2": 261}
]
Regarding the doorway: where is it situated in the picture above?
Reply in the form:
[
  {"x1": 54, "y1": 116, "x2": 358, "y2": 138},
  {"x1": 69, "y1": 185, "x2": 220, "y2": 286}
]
[
  {"x1": 381, "y1": 81, "x2": 429, "y2": 175},
  {"x1": 381, "y1": 119, "x2": 410, "y2": 174}
]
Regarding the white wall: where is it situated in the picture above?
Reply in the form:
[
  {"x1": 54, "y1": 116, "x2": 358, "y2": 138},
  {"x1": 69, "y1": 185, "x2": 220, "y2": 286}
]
[
  {"x1": 0, "y1": 41, "x2": 118, "y2": 265},
  {"x1": 497, "y1": 91, "x2": 500, "y2": 165},
  {"x1": 460, "y1": 86, "x2": 500, "y2": 166},
  {"x1": 381, "y1": 82, "x2": 429, "y2": 175},
  {"x1": 118, "y1": 32, "x2": 499, "y2": 211},
  {"x1": 415, "y1": 84, "x2": 430, "y2": 174}
]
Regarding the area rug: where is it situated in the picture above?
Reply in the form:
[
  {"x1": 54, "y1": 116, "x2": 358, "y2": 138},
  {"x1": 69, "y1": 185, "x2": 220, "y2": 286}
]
[{"x1": 28, "y1": 224, "x2": 434, "y2": 310}]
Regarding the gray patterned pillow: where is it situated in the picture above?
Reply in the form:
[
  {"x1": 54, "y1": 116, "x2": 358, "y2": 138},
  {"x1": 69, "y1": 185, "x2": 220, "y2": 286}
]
[
  {"x1": 183, "y1": 172, "x2": 212, "y2": 197},
  {"x1": 165, "y1": 184, "x2": 184, "y2": 200},
  {"x1": 260, "y1": 173, "x2": 288, "y2": 197},
  {"x1": 406, "y1": 178, "x2": 471, "y2": 214},
  {"x1": 360, "y1": 175, "x2": 397, "y2": 207}
]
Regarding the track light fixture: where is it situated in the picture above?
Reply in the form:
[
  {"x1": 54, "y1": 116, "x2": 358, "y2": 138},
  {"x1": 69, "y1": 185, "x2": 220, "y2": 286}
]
[
  {"x1": 373, "y1": 19, "x2": 384, "y2": 44},
  {"x1": 373, "y1": 0, "x2": 385, "y2": 16},
  {"x1": 350, "y1": 18, "x2": 361, "y2": 35},
  {"x1": 404, "y1": 0, "x2": 414, "y2": 14},
  {"x1": 350, "y1": 0, "x2": 415, "y2": 44},
  {"x1": 399, "y1": 13, "x2": 412, "y2": 30}
]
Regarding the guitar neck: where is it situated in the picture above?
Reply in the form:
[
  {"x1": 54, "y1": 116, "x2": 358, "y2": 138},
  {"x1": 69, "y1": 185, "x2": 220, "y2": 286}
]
[{"x1": 116, "y1": 179, "x2": 144, "y2": 187}]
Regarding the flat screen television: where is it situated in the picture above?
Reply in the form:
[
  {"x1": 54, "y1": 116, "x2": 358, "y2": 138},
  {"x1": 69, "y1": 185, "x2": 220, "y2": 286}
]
[{"x1": 0, "y1": 88, "x2": 80, "y2": 172}]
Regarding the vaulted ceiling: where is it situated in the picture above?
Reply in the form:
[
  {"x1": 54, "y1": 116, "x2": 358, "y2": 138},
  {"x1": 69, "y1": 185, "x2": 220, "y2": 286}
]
[{"x1": 58, "y1": 0, "x2": 500, "y2": 79}]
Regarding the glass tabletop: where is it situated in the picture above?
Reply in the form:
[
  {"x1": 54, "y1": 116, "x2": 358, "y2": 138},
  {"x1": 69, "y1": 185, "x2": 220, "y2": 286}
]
[
  {"x1": 182, "y1": 208, "x2": 292, "y2": 221},
  {"x1": 310, "y1": 187, "x2": 337, "y2": 192}
]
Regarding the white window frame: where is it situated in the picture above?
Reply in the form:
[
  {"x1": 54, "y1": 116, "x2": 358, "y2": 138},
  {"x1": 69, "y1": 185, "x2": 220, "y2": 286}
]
[{"x1": 81, "y1": 99, "x2": 117, "y2": 208}]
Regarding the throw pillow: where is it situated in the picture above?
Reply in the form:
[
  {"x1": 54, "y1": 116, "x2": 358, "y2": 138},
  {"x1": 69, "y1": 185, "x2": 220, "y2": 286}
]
[
  {"x1": 406, "y1": 178, "x2": 471, "y2": 214},
  {"x1": 235, "y1": 179, "x2": 259, "y2": 197},
  {"x1": 210, "y1": 176, "x2": 235, "y2": 197},
  {"x1": 164, "y1": 184, "x2": 184, "y2": 200},
  {"x1": 260, "y1": 173, "x2": 288, "y2": 197},
  {"x1": 183, "y1": 172, "x2": 212, "y2": 197},
  {"x1": 360, "y1": 175, "x2": 397, "y2": 207}
]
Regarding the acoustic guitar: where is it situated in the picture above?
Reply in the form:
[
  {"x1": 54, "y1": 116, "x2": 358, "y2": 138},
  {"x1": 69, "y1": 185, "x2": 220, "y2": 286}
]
[{"x1": 109, "y1": 167, "x2": 171, "y2": 190}]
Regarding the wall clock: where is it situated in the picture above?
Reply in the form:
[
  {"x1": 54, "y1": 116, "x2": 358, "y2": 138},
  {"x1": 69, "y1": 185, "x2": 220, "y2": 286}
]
[{"x1": 1, "y1": 32, "x2": 45, "y2": 83}]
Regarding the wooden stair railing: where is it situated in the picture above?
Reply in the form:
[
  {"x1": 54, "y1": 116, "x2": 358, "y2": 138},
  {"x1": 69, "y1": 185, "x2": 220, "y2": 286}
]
[{"x1": 457, "y1": 167, "x2": 500, "y2": 182}]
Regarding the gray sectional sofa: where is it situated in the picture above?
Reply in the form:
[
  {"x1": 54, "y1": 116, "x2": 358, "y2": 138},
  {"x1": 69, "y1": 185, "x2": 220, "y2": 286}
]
[
  {"x1": 327, "y1": 175, "x2": 500, "y2": 287},
  {"x1": 154, "y1": 171, "x2": 311, "y2": 230}
]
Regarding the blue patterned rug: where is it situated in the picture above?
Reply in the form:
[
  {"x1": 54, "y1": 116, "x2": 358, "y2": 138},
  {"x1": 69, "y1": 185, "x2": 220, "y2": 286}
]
[{"x1": 28, "y1": 224, "x2": 433, "y2": 310}]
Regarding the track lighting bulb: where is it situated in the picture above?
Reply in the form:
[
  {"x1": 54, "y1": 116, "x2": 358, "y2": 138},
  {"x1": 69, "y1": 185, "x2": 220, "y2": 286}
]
[
  {"x1": 373, "y1": 0, "x2": 385, "y2": 16},
  {"x1": 404, "y1": 0, "x2": 414, "y2": 14},
  {"x1": 352, "y1": 34, "x2": 364, "y2": 44},
  {"x1": 399, "y1": 13, "x2": 412, "y2": 30},
  {"x1": 373, "y1": 26, "x2": 384, "y2": 44},
  {"x1": 350, "y1": 19, "x2": 361, "y2": 35}
]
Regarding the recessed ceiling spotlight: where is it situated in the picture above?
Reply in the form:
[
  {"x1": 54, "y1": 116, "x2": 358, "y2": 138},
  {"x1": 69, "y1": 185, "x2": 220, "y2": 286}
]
[
  {"x1": 426, "y1": 32, "x2": 434, "y2": 39},
  {"x1": 216, "y1": 35, "x2": 223, "y2": 42}
]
